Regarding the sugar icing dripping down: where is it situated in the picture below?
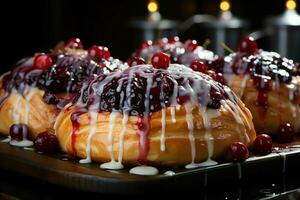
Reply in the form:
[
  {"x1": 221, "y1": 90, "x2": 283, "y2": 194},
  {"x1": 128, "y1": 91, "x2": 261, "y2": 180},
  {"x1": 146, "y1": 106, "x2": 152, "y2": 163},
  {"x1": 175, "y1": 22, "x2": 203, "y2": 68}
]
[{"x1": 69, "y1": 64, "x2": 250, "y2": 172}]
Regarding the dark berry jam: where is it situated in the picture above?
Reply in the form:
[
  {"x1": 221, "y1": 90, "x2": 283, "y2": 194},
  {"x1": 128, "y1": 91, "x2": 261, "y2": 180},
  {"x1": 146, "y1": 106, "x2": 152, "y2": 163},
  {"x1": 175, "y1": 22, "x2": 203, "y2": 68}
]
[{"x1": 76, "y1": 64, "x2": 233, "y2": 116}]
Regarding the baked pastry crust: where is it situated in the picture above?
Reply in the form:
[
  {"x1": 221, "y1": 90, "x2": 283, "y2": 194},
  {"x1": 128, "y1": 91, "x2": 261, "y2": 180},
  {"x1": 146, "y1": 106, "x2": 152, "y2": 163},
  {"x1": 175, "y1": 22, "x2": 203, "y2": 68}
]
[
  {"x1": 56, "y1": 100, "x2": 255, "y2": 166},
  {"x1": 0, "y1": 87, "x2": 58, "y2": 138},
  {"x1": 226, "y1": 74, "x2": 300, "y2": 135}
]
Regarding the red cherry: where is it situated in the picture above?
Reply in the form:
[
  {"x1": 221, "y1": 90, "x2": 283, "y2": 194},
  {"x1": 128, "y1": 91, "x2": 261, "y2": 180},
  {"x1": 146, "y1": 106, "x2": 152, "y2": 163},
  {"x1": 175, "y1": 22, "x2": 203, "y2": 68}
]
[
  {"x1": 88, "y1": 45, "x2": 111, "y2": 61},
  {"x1": 253, "y1": 134, "x2": 273, "y2": 155},
  {"x1": 151, "y1": 52, "x2": 170, "y2": 69},
  {"x1": 229, "y1": 142, "x2": 249, "y2": 162},
  {"x1": 9, "y1": 124, "x2": 29, "y2": 141},
  {"x1": 139, "y1": 40, "x2": 152, "y2": 49},
  {"x1": 215, "y1": 73, "x2": 225, "y2": 85},
  {"x1": 34, "y1": 132, "x2": 59, "y2": 154},
  {"x1": 278, "y1": 123, "x2": 294, "y2": 143},
  {"x1": 33, "y1": 54, "x2": 53, "y2": 70},
  {"x1": 237, "y1": 37, "x2": 257, "y2": 55},
  {"x1": 168, "y1": 36, "x2": 180, "y2": 43},
  {"x1": 128, "y1": 57, "x2": 146, "y2": 67},
  {"x1": 207, "y1": 70, "x2": 217, "y2": 80},
  {"x1": 184, "y1": 39, "x2": 198, "y2": 52},
  {"x1": 66, "y1": 38, "x2": 83, "y2": 49},
  {"x1": 190, "y1": 60, "x2": 207, "y2": 73}
]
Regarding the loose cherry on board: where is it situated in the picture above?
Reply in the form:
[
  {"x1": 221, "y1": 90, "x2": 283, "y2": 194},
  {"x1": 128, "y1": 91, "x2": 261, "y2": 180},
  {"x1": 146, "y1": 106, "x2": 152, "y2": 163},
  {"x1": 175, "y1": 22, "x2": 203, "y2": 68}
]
[
  {"x1": 151, "y1": 52, "x2": 170, "y2": 69},
  {"x1": 237, "y1": 37, "x2": 257, "y2": 55},
  {"x1": 9, "y1": 124, "x2": 29, "y2": 141},
  {"x1": 128, "y1": 57, "x2": 146, "y2": 67},
  {"x1": 34, "y1": 132, "x2": 59, "y2": 154},
  {"x1": 88, "y1": 45, "x2": 111, "y2": 61},
  {"x1": 33, "y1": 54, "x2": 53, "y2": 70},
  {"x1": 190, "y1": 60, "x2": 207, "y2": 73},
  {"x1": 253, "y1": 134, "x2": 273, "y2": 155},
  {"x1": 278, "y1": 123, "x2": 294, "y2": 143},
  {"x1": 229, "y1": 142, "x2": 249, "y2": 162},
  {"x1": 66, "y1": 38, "x2": 83, "y2": 49}
]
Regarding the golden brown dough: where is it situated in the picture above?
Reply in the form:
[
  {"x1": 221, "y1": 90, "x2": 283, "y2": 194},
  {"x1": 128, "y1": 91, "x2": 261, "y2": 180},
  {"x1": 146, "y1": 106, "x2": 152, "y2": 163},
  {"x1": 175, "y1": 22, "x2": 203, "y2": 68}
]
[
  {"x1": 56, "y1": 100, "x2": 255, "y2": 166},
  {"x1": 226, "y1": 74, "x2": 300, "y2": 135},
  {"x1": 0, "y1": 88, "x2": 58, "y2": 138}
]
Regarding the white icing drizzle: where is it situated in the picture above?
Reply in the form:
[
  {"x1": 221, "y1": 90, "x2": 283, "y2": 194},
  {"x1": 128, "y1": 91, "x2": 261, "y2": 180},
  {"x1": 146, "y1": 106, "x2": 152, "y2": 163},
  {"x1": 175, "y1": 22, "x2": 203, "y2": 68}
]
[
  {"x1": 184, "y1": 103, "x2": 196, "y2": 169},
  {"x1": 11, "y1": 90, "x2": 22, "y2": 124},
  {"x1": 129, "y1": 166, "x2": 159, "y2": 176},
  {"x1": 71, "y1": 64, "x2": 251, "y2": 172},
  {"x1": 164, "y1": 170, "x2": 175, "y2": 176},
  {"x1": 10, "y1": 140, "x2": 33, "y2": 147},
  {"x1": 116, "y1": 112, "x2": 128, "y2": 167},
  {"x1": 24, "y1": 88, "x2": 38, "y2": 124},
  {"x1": 198, "y1": 107, "x2": 218, "y2": 166},
  {"x1": 160, "y1": 108, "x2": 166, "y2": 151},
  {"x1": 1, "y1": 136, "x2": 11, "y2": 143},
  {"x1": 79, "y1": 111, "x2": 98, "y2": 164},
  {"x1": 239, "y1": 75, "x2": 250, "y2": 97},
  {"x1": 170, "y1": 107, "x2": 176, "y2": 123},
  {"x1": 100, "y1": 112, "x2": 118, "y2": 169}
]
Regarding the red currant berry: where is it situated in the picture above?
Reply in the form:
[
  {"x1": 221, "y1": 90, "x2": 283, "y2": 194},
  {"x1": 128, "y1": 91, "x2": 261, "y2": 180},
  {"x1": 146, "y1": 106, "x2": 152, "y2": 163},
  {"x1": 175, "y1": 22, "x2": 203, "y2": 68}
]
[
  {"x1": 253, "y1": 134, "x2": 273, "y2": 155},
  {"x1": 151, "y1": 52, "x2": 170, "y2": 69},
  {"x1": 190, "y1": 60, "x2": 207, "y2": 73},
  {"x1": 229, "y1": 142, "x2": 249, "y2": 162}
]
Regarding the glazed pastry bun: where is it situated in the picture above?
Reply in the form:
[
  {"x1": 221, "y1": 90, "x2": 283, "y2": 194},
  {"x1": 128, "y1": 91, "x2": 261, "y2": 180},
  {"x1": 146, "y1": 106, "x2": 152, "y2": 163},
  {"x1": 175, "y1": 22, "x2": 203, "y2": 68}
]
[
  {"x1": 0, "y1": 38, "x2": 127, "y2": 139},
  {"x1": 210, "y1": 38, "x2": 300, "y2": 136},
  {"x1": 55, "y1": 63, "x2": 256, "y2": 168}
]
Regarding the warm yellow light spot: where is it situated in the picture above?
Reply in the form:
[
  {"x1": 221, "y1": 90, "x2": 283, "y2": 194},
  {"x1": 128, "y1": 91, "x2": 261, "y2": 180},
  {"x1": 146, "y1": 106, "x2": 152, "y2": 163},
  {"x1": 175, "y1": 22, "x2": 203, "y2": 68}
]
[
  {"x1": 148, "y1": 1, "x2": 158, "y2": 13},
  {"x1": 220, "y1": 0, "x2": 230, "y2": 11},
  {"x1": 286, "y1": 0, "x2": 296, "y2": 10}
]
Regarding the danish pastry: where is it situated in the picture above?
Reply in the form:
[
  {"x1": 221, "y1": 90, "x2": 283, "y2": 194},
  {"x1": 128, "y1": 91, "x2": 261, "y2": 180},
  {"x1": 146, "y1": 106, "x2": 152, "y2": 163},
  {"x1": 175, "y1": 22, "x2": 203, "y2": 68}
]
[
  {"x1": 0, "y1": 38, "x2": 127, "y2": 139},
  {"x1": 210, "y1": 37, "x2": 300, "y2": 136},
  {"x1": 55, "y1": 63, "x2": 256, "y2": 168}
]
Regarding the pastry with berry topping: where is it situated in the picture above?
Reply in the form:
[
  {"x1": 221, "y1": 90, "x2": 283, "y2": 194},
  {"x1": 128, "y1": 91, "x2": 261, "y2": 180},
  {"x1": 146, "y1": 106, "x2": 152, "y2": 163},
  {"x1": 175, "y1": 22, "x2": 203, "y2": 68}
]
[
  {"x1": 210, "y1": 37, "x2": 300, "y2": 137},
  {"x1": 0, "y1": 38, "x2": 127, "y2": 141},
  {"x1": 55, "y1": 52, "x2": 255, "y2": 168},
  {"x1": 129, "y1": 36, "x2": 217, "y2": 66}
]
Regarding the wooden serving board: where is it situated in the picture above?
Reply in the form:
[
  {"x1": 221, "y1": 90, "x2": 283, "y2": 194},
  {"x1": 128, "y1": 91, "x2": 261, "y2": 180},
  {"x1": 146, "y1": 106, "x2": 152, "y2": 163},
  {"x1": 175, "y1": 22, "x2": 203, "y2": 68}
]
[{"x1": 0, "y1": 138, "x2": 300, "y2": 194}]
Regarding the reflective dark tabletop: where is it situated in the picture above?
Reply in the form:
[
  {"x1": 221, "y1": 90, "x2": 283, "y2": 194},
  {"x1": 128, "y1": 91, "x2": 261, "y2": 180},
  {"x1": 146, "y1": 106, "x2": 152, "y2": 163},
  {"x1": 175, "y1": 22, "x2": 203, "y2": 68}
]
[{"x1": 1, "y1": 169, "x2": 300, "y2": 200}]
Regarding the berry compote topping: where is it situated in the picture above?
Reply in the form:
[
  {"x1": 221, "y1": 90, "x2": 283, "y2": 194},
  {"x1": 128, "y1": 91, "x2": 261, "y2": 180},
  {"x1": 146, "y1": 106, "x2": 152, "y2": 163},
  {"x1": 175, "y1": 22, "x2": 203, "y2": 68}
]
[
  {"x1": 229, "y1": 142, "x2": 249, "y2": 162},
  {"x1": 9, "y1": 124, "x2": 29, "y2": 141},
  {"x1": 253, "y1": 134, "x2": 272, "y2": 155},
  {"x1": 76, "y1": 64, "x2": 235, "y2": 116},
  {"x1": 34, "y1": 131, "x2": 59, "y2": 154},
  {"x1": 1, "y1": 42, "x2": 127, "y2": 107}
]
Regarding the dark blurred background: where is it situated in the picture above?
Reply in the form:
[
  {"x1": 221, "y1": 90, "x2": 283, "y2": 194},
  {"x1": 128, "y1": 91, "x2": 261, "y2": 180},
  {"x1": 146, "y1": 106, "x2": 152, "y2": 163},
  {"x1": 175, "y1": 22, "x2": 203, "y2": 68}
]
[{"x1": 1, "y1": 0, "x2": 299, "y2": 72}]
